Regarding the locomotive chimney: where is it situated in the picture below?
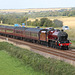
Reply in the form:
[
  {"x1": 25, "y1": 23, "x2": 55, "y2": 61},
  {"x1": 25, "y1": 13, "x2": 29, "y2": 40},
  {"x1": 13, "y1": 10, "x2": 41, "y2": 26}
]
[{"x1": 61, "y1": 29, "x2": 64, "y2": 32}]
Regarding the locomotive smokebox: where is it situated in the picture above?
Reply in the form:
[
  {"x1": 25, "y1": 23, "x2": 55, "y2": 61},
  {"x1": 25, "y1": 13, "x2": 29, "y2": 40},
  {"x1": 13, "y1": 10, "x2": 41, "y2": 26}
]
[{"x1": 58, "y1": 30, "x2": 68, "y2": 41}]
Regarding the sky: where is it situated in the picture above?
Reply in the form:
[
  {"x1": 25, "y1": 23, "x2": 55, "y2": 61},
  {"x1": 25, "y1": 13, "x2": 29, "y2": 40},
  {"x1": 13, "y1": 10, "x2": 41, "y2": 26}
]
[{"x1": 0, "y1": 0, "x2": 75, "y2": 9}]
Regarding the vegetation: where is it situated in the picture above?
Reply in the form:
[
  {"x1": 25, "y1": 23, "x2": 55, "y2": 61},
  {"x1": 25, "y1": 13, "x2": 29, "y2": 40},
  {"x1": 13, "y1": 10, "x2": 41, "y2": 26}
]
[
  {"x1": 0, "y1": 13, "x2": 28, "y2": 25},
  {"x1": 10, "y1": 8, "x2": 75, "y2": 18},
  {"x1": 0, "y1": 50, "x2": 44, "y2": 75},
  {"x1": 0, "y1": 13, "x2": 63, "y2": 27},
  {"x1": 27, "y1": 18, "x2": 63, "y2": 27},
  {"x1": 0, "y1": 42, "x2": 75, "y2": 75},
  {"x1": 0, "y1": 8, "x2": 75, "y2": 27},
  {"x1": 53, "y1": 19, "x2": 63, "y2": 27},
  {"x1": 26, "y1": 8, "x2": 75, "y2": 17}
]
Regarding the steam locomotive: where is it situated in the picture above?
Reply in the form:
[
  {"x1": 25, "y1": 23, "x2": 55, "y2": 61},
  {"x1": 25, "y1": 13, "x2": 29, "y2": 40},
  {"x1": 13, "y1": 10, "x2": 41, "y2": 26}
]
[{"x1": 0, "y1": 25, "x2": 71, "y2": 50}]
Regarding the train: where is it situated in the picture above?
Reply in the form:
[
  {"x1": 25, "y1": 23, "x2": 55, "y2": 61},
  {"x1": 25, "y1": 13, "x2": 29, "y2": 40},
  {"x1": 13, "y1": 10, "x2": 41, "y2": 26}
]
[{"x1": 0, "y1": 25, "x2": 71, "y2": 50}]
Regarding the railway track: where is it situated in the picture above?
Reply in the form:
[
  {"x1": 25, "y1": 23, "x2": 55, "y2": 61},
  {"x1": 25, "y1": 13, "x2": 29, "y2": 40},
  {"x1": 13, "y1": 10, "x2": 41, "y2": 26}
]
[{"x1": 0, "y1": 35, "x2": 75, "y2": 63}]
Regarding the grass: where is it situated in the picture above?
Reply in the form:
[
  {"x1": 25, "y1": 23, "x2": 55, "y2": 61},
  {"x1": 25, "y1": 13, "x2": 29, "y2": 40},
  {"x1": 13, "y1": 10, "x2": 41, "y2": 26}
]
[
  {"x1": 0, "y1": 42, "x2": 75, "y2": 75},
  {"x1": 0, "y1": 50, "x2": 44, "y2": 75},
  {"x1": 0, "y1": 24, "x2": 14, "y2": 26},
  {"x1": 71, "y1": 41, "x2": 75, "y2": 43},
  {"x1": 71, "y1": 41, "x2": 75, "y2": 49}
]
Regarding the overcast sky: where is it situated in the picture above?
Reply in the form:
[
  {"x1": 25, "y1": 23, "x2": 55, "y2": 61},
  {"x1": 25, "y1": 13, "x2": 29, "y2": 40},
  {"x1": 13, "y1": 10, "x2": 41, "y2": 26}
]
[{"x1": 0, "y1": 0, "x2": 75, "y2": 9}]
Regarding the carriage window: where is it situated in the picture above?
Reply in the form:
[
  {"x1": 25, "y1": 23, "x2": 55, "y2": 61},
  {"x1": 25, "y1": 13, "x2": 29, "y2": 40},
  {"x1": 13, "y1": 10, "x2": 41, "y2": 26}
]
[
  {"x1": 6, "y1": 30, "x2": 13, "y2": 33},
  {"x1": 25, "y1": 32, "x2": 30, "y2": 35},
  {"x1": 0, "y1": 29, "x2": 5, "y2": 32},
  {"x1": 31, "y1": 33, "x2": 38, "y2": 37},
  {"x1": 15, "y1": 31, "x2": 20, "y2": 33}
]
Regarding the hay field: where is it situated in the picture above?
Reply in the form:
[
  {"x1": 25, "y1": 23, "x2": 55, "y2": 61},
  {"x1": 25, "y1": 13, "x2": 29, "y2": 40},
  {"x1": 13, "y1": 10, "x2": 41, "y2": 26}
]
[{"x1": 52, "y1": 17, "x2": 75, "y2": 28}]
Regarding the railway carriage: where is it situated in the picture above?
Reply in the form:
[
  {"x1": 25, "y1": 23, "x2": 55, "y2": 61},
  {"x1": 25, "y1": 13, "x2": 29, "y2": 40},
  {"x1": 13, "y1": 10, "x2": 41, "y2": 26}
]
[
  {"x1": 14, "y1": 27, "x2": 26, "y2": 38},
  {"x1": 24, "y1": 28, "x2": 41, "y2": 41},
  {"x1": 5, "y1": 26, "x2": 15, "y2": 37},
  {"x1": 0, "y1": 25, "x2": 6, "y2": 35}
]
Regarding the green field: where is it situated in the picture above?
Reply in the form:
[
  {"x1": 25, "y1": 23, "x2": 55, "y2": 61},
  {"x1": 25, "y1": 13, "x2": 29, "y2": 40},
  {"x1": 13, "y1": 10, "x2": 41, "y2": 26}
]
[{"x1": 0, "y1": 50, "x2": 44, "y2": 75}]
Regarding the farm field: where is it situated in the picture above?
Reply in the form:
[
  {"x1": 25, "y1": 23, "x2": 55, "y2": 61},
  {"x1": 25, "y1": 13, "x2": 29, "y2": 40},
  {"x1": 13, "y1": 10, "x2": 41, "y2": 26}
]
[
  {"x1": 49, "y1": 17, "x2": 75, "y2": 29},
  {"x1": 0, "y1": 50, "x2": 44, "y2": 75}
]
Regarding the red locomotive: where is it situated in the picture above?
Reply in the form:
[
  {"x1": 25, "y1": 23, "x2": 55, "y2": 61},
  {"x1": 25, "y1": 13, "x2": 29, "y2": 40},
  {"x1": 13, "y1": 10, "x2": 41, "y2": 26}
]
[{"x1": 0, "y1": 25, "x2": 71, "y2": 50}]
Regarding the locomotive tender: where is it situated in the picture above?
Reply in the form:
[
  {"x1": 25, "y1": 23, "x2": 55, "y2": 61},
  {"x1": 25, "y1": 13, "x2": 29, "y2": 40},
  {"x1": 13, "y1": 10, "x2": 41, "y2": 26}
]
[{"x1": 0, "y1": 25, "x2": 71, "y2": 50}]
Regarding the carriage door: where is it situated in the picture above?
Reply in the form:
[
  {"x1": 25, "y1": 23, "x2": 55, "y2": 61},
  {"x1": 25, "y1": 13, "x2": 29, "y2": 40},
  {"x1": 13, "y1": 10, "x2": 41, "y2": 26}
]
[{"x1": 40, "y1": 31, "x2": 47, "y2": 41}]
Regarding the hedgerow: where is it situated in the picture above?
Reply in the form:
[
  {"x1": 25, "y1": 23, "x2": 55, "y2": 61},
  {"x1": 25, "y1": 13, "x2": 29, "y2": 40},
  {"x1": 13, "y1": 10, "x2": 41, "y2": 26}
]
[{"x1": 0, "y1": 42, "x2": 75, "y2": 75}]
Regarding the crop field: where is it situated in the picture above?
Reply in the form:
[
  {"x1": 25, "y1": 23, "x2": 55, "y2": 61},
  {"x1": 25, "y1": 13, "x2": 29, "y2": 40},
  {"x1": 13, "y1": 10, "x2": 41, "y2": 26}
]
[{"x1": 49, "y1": 17, "x2": 75, "y2": 28}]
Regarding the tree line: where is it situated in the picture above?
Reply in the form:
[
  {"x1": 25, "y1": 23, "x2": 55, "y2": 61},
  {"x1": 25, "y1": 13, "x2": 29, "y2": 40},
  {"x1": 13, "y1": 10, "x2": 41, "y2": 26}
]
[
  {"x1": 25, "y1": 10, "x2": 75, "y2": 18},
  {"x1": 0, "y1": 14, "x2": 27, "y2": 25},
  {"x1": 0, "y1": 14, "x2": 63, "y2": 27}
]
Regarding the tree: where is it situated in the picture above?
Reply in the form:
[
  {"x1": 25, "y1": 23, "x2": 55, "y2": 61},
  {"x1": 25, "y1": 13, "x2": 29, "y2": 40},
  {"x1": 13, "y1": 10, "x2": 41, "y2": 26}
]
[
  {"x1": 40, "y1": 18, "x2": 53, "y2": 27},
  {"x1": 53, "y1": 19, "x2": 63, "y2": 27}
]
